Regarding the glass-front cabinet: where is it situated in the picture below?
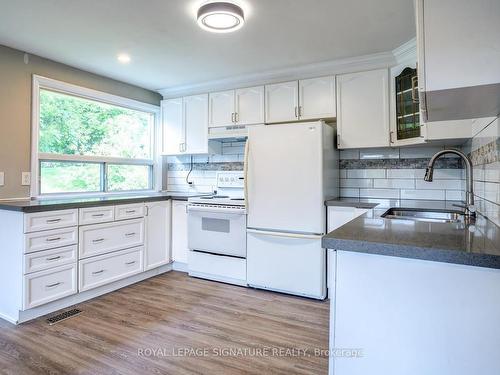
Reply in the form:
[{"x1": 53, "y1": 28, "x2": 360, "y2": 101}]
[{"x1": 389, "y1": 62, "x2": 426, "y2": 146}]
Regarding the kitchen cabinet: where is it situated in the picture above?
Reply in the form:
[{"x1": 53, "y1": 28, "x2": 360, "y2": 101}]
[
  {"x1": 336, "y1": 69, "x2": 390, "y2": 149},
  {"x1": 144, "y1": 200, "x2": 171, "y2": 270},
  {"x1": 265, "y1": 77, "x2": 336, "y2": 123},
  {"x1": 329, "y1": 250, "x2": 500, "y2": 375},
  {"x1": 416, "y1": 0, "x2": 500, "y2": 122},
  {"x1": 298, "y1": 76, "x2": 336, "y2": 120},
  {"x1": 327, "y1": 206, "x2": 370, "y2": 232},
  {"x1": 265, "y1": 81, "x2": 298, "y2": 123},
  {"x1": 209, "y1": 86, "x2": 264, "y2": 127},
  {"x1": 171, "y1": 200, "x2": 189, "y2": 266},
  {"x1": 389, "y1": 61, "x2": 426, "y2": 147},
  {"x1": 161, "y1": 94, "x2": 210, "y2": 155}
]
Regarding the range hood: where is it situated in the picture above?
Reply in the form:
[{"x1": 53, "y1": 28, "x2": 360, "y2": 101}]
[{"x1": 208, "y1": 124, "x2": 255, "y2": 140}]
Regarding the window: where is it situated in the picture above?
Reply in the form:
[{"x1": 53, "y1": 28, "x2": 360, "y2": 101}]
[{"x1": 32, "y1": 76, "x2": 160, "y2": 196}]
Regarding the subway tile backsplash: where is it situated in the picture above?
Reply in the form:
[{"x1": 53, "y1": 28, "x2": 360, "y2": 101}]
[{"x1": 339, "y1": 145, "x2": 466, "y2": 202}]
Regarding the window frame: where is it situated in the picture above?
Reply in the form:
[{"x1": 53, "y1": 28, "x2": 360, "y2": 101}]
[{"x1": 31, "y1": 75, "x2": 161, "y2": 198}]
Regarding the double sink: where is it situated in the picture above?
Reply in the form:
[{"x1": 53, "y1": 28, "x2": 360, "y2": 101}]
[{"x1": 382, "y1": 208, "x2": 464, "y2": 224}]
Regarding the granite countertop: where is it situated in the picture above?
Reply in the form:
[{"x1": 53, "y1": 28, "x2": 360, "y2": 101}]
[
  {"x1": 0, "y1": 191, "x2": 211, "y2": 213},
  {"x1": 323, "y1": 198, "x2": 500, "y2": 270}
]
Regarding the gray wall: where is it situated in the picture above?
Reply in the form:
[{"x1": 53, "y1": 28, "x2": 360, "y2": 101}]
[{"x1": 0, "y1": 44, "x2": 162, "y2": 199}]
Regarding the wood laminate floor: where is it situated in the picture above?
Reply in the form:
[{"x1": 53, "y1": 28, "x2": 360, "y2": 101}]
[{"x1": 0, "y1": 271, "x2": 329, "y2": 375}]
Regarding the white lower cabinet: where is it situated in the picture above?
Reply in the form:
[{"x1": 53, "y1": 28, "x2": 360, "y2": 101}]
[
  {"x1": 145, "y1": 200, "x2": 171, "y2": 270},
  {"x1": 172, "y1": 200, "x2": 189, "y2": 264},
  {"x1": 327, "y1": 206, "x2": 370, "y2": 232},
  {"x1": 79, "y1": 218, "x2": 145, "y2": 259},
  {"x1": 79, "y1": 247, "x2": 144, "y2": 292},
  {"x1": 23, "y1": 264, "x2": 77, "y2": 310},
  {"x1": 23, "y1": 245, "x2": 77, "y2": 274}
]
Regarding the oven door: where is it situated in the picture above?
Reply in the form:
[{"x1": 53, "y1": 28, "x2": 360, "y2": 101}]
[{"x1": 187, "y1": 205, "x2": 247, "y2": 258}]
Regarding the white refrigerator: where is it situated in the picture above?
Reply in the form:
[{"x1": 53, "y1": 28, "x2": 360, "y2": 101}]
[{"x1": 245, "y1": 121, "x2": 339, "y2": 299}]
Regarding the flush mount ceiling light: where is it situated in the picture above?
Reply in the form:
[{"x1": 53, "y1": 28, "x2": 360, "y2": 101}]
[
  {"x1": 197, "y1": 1, "x2": 245, "y2": 33},
  {"x1": 117, "y1": 53, "x2": 131, "y2": 64}
]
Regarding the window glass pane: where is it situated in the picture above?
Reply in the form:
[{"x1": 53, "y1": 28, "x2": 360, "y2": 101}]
[
  {"x1": 39, "y1": 89, "x2": 153, "y2": 159},
  {"x1": 107, "y1": 164, "x2": 151, "y2": 191},
  {"x1": 40, "y1": 161, "x2": 102, "y2": 194}
]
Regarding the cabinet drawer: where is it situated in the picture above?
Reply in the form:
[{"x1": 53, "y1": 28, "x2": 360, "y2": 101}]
[
  {"x1": 24, "y1": 245, "x2": 77, "y2": 274},
  {"x1": 114, "y1": 204, "x2": 144, "y2": 221},
  {"x1": 79, "y1": 218, "x2": 144, "y2": 259},
  {"x1": 23, "y1": 264, "x2": 77, "y2": 310},
  {"x1": 24, "y1": 227, "x2": 78, "y2": 254},
  {"x1": 79, "y1": 246, "x2": 144, "y2": 292},
  {"x1": 79, "y1": 206, "x2": 115, "y2": 225},
  {"x1": 24, "y1": 209, "x2": 78, "y2": 233}
]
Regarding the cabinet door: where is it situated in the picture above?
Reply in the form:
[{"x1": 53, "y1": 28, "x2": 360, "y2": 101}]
[
  {"x1": 172, "y1": 200, "x2": 189, "y2": 264},
  {"x1": 145, "y1": 200, "x2": 171, "y2": 270},
  {"x1": 184, "y1": 94, "x2": 209, "y2": 154},
  {"x1": 265, "y1": 81, "x2": 298, "y2": 123},
  {"x1": 209, "y1": 90, "x2": 235, "y2": 128},
  {"x1": 235, "y1": 86, "x2": 265, "y2": 125},
  {"x1": 299, "y1": 76, "x2": 336, "y2": 120},
  {"x1": 161, "y1": 98, "x2": 185, "y2": 155},
  {"x1": 337, "y1": 69, "x2": 390, "y2": 149}
]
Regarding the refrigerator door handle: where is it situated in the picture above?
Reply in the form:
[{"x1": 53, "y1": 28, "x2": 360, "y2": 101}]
[
  {"x1": 247, "y1": 228, "x2": 323, "y2": 240},
  {"x1": 244, "y1": 140, "x2": 249, "y2": 209}
]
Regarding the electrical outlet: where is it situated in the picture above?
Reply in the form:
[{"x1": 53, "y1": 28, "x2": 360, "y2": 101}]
[
  {"x1": 0, "y1": 172, "x2": 4, "y2": 186},
  {"x1": 21, "y1": 172, "x2": 31, "y2": 186}
]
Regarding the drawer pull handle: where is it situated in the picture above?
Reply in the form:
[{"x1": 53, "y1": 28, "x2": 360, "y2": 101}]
[
  {"x1": 46, "y1": 282, "x2": 61, "y2": 288},
  {"x1": 46, "y1": 218, "x2": 62, "y2": 223},
  {"x1": 125, "y1": 261, "x2": 136, "y2": 265},
  {"x1": 125, "y1": 210, "x2": 136, "y2": 214},
  {"x1": 125, "y1": 232, "x2": 136, "y2": 237},
  {"x1": 46, "y1": 256, "x2": 62, "y2": 261},
  {"x1": 91, "y1": 213, "x2": 105, "y2": 218},
  {"x1": 92, "y1": 270, "x2": 105, "y2": 275},
  {"x1": 46, "y1": 237, "x2": 61, "y2": 242},
  {"x1": 92, "y1": 238, "x2": 105, "y2": 243}
]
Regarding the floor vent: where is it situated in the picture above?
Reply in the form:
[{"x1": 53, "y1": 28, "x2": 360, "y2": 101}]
[{"x1": 47, "y1": 309, "x2": 82, "y2": 325}]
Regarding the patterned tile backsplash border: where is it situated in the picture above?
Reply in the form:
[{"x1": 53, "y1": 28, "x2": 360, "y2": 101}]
[
  {"x1": 464, "y1": 117, "x2": 499, "y2": 227},
  {"x1": 338, "y1": 145, "x2": 466, "y2": 202},
  {"x1": 165, "y1": 141, "x2": 245, "y2": 193}
]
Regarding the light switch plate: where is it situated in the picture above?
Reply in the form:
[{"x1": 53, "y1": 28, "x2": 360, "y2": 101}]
[
  {"x1": 0, "y1": 172, "x2": 4, "y2": 186},
  {"x1": 21, "y1": 172, "x2": 31, "y2": 186}
]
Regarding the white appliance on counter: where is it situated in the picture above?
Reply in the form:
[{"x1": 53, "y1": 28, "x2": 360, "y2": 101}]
[
  {"x1": 245, "y1": 121, "x2": 338, "y2": 299},
  {"x1": 187, "y1": 171, "x2": 247, "y2": 286}
]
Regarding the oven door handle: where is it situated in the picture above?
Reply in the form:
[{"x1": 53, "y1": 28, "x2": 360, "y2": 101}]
[{"x1": 187, "y1": 205, "x2": 246, "y2": 215}]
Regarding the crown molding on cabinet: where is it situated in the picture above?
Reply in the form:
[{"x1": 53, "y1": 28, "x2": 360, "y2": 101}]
[
  {"x1": 158, "y1": 50, "x2": 398, "y2": 99},
  {"x1": 392, "y1": 37, "x2": 417, "y2": 65}
]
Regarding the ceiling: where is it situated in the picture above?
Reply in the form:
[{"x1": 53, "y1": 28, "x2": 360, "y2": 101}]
[{"x1": 0, "y1": 0, "x2": 415, "y2": 92}]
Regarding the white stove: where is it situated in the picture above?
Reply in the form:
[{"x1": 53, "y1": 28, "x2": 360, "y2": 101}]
[{"x1": 186, "y1": 172, "x2": 247, "y2": 286}]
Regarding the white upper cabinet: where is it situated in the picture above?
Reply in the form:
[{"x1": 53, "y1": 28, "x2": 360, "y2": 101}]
[
  {"x1": 265, "y1": 77, "x2": 336, "y2": 123},
  {"x1": 209, "y1": 90, "x2": 235, "y2": 128},
  {"x1": 162, "y1": 94, "x2": 209, "y2": 155},
  {"x1": 265, "y1": 81, "x2": 299, "y2": 123},
  {"x1": 336, "y1": 69, "x2": 390, "y2": 149},
  {"x1": 184, "y1": 94, "x2": 209, "y2": 154},
  {"x1": 235, "y1": 86, "x2": 265, "y2": 125},
  {"x1": 161, "y1": 98, "x2": 184, "y2": 155},
  {"x1": 209, "y1": 86, "x2": 264, "y2": 127},
  {"x1": 416, "y1": 0, "x2": 500, "y2": 122},
  {"x1": 298, "y1": 76, "x2": 336, "y2": 120}
]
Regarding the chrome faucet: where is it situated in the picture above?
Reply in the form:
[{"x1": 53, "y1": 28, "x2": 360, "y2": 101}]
[{"x1": 424, "y1": 149, "x2": 476, "y2": 218}]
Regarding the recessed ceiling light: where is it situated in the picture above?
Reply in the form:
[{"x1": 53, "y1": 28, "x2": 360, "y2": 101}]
[
  {"x1": 197, "y1": 1, "x2": 245, "y2": 33},
  {"x1": 117, "y1": 53, "x2": 131, "y2": 64}
]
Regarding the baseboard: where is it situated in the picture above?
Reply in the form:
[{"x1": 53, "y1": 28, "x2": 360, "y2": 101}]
[
  {"x1": 16, "y1": 264, "x2": 172, "y2": 324},
  {"x1": 172, "y1": 261, "x2": 188, "y2": 272}
]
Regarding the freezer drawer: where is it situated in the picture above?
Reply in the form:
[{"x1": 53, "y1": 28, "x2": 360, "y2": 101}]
[{"x1": 246, "y1": 229, "x2": 326, "y2": 299}]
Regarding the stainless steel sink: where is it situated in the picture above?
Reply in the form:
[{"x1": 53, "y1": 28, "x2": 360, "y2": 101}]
[{"x1": 381, "y1": 208, "x2": 464, "y2": 223}]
